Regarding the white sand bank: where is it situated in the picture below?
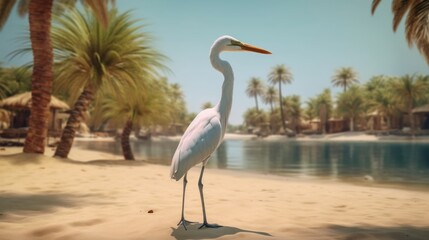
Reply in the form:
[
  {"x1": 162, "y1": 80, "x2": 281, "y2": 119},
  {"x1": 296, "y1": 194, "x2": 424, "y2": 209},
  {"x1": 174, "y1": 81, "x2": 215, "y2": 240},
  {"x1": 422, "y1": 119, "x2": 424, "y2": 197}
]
[{"x1": 261, "y1": 131, "x2": 429, "y2": 142}]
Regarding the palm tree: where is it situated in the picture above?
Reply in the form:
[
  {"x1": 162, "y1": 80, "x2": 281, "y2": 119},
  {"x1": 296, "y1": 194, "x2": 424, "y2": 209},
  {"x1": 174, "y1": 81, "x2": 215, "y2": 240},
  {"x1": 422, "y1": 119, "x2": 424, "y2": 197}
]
[
  {"x1": 0, "y1": 64, "x2": 11, "y2": 98},
  {"x1": 243, "y1": 108, "x2": 267, "y2": 130},
  {"x1": 268, "y1": 108, "x2": 282, "y2": 134},
  {"x1": 365, "y1": 76, "x2": 397, "y2": 129},
  {"x1": 268, "y1": 64, "x2": 293, "y2": 133},
  {"x1": 52, "y1": 7, "x2": 165, "y2": 158},
  {"x1": 0, "y1": 0, "x2": 108, "y2": 154},
  {"x1": 246, "y1": 77, "x2": 264, "y2": 111},
  {"x1": 303, "y1": 97, "x2": 317, "y2": 123},
  {"x1": 168, "y1": 82, "x2": 187, "y2": 127},
  {"x1": 390, "y1": 74, "x2": 429, "y2": 132},
  {"x1": 283, "y1": 95, "x2": 302, "y2": 133},
  {"x1": 263, "y1": 86, "x2": 277, "y2": 113},
  {"x1": 170, "y1": 83, "x2": 183, "y2": 103},
  {"x1": 92, "y1": 80, "x2": 171, "y2": 160},
  {"x1": 0, "y1": 66, "x2": 32, "y2": 96},
  {"x1": 315, "y1": 89, "x2": 333, "y2": 134},
  {"x1": 0, "y1": 81, "x2": 9, "y2": 99},
  {"x1": 94, "y1": 91, "x2": 139, "y2": 160},
  {"x1": 336, "y1": 86, "x2": 367, "y2": 131},
  {"x1": 372, "y1": 0, "x2": 429, "y2": 64},
  {"x1": 331, "y1": 67, "x2": 359, "y2": 92},
  {"x1": 201, "y1": 102, "x2": 213, "y2": 110},
  {"x1": 415, "y1": 75, "x2": 429, "y2": 106}
]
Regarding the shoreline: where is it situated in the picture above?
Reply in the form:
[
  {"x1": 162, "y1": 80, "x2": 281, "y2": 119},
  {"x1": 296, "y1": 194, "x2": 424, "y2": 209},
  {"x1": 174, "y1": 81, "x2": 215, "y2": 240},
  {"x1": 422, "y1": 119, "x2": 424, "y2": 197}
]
[
  {"x1": 1, "y1": 147, "x2": 429, "y2": 239},
  {"x1": 229, "y1": 132, "x2": 429, "y2": 142},
  {"x1": 66, "y1": 131, "x2": 429, "y2": 143}
]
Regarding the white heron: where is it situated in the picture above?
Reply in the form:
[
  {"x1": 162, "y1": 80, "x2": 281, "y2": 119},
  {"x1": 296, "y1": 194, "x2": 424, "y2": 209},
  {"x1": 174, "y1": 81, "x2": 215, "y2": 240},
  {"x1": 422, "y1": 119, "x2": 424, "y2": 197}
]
[{"x1": 170, "y1": 35, "x2": 271, "y2": 230}]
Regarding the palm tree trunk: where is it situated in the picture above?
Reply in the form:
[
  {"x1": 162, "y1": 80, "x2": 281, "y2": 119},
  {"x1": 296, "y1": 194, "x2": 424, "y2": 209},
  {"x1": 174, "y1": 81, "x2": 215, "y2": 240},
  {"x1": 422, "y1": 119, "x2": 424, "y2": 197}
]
[
  {"x1": 408, "y1": 105, "x2": 415, "y2": 135},
  {"x1": 23, "y1": 0, "x2": 54, "y2": 154},
  {"x1": 386, "y1": 115, "x2": 391, "y2": 130},
  {"x1": 121, "y1": 119, "x2": 135, "y2": 160},
  {"x1": 350, "y1": 117, "x2": 354, "y2": 131},
  {"x1": 54, "y1": 86, "x2": 94, "y2": 158},
  {"x1": 278, "y1": 82, "x2": 286, "y2": 133},
  {"x1": 320, "y1": 103, "x2": 327, "y2": 134},
  {"x1": 254, "y1": 95, "x2": 259, "y2": 111}
]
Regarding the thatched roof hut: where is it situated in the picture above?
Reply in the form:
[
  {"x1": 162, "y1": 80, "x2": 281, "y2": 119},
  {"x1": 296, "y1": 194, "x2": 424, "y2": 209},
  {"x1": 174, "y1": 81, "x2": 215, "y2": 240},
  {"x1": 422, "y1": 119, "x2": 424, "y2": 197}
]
[
  {"x1": 412, "y1": 104, "x2": 429, "y2": 114},
  {"x1": 0, "y1": 92, "x2": 70, "y2": 132},
  {"x1": 0, "y1": 92, "x2": 69, "y2": 110}
]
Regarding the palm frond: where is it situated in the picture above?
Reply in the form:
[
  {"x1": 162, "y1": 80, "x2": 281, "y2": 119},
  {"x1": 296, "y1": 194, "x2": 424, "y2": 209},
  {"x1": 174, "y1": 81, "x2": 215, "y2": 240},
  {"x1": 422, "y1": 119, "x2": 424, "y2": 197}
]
[
  {"x1": 83, "y1": 0, "x2": 108, "y2": 27},
  {"x1": 405, "y1": 0, "x2": 429, "y2": 63},
  {"x1": 392, "y1": 0, "x2": 412, "y2": 31},
  {"x1": 0, "y1": 0, "x2": 17, "y2": 30},
  {"x1": 246, "y1": 77, "x2": 264, "y2": 97},
  {"x1": 371, "y1": 0, "x2": 382, "y2": 15},
  {"x1": 52, "y1": 7, "x2": 167, "y2": 104},
  {"x1": 17, "y1": 0, "x2": 29, "y2": 17},
  {"x1": 268, "y1": 64, "x2": 293, "y2": 85}
]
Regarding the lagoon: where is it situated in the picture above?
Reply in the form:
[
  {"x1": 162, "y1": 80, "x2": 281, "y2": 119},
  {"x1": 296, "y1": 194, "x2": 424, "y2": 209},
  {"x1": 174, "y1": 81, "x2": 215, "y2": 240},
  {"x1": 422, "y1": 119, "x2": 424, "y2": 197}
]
[{"x1": 75, "y1": 138, "x2": 429, "y2": 187}]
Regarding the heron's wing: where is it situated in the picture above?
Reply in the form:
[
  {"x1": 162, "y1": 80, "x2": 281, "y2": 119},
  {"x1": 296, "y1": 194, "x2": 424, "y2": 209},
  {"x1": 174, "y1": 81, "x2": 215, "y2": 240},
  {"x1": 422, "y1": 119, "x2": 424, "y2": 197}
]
[{"x1": 170, "y1": 110, "x2": 222, "y2": 180}]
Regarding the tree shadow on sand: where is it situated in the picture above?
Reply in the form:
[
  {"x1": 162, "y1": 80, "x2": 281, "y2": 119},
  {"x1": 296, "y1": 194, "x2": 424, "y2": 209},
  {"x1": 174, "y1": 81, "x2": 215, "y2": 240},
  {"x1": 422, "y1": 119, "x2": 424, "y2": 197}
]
[
  {"x1": 0, "y1": 192, "x2": 103, "y2": 219},
  {"x1": 170, "y1": 223, "x2": 272, "y2": 240},
  {"x1": 325, "y1": 224, "x2": 429, "y2": 240}
]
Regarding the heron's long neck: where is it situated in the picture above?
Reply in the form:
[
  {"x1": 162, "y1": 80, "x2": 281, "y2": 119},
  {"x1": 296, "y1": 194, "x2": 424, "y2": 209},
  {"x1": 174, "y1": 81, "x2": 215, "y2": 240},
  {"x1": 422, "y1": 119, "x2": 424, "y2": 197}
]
[{"x1": 210, "y1": 50, "x2": 233, "y2": 137}]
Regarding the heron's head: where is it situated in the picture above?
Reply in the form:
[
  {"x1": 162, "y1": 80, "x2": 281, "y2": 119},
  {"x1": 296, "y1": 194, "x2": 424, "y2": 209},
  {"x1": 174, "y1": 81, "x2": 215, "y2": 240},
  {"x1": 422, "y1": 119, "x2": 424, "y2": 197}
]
[{"x1": 212, "y1": 35, "x2": 271, "y2": 54}]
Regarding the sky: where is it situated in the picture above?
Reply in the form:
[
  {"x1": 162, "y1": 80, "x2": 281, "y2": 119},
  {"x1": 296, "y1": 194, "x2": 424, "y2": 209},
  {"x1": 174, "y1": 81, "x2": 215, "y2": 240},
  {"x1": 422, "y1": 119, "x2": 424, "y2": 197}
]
[{"x1": 0, "y1": 0, "x2": 428, "y2": 125}]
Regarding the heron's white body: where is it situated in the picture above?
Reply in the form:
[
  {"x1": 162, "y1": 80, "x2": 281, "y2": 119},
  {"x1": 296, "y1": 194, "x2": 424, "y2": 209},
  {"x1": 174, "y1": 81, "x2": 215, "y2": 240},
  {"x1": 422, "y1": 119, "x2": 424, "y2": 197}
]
[
  {"x1": 169, "y1": 36, "x2": 270, "y2": 229},
  {"x1": 170, "y1": 36, "x2": 235, "y2": 181}
]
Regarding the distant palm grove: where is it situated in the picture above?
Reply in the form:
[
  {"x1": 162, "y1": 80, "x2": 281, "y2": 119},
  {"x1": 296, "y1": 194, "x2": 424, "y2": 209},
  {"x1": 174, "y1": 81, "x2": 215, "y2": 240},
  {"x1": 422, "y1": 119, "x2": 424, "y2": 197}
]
[
  {"x1": 243, "y1": 66, "x2": 429, "y2": 136},
  {"x1": 1, "y1": 1, "x2": 429, "y2": 160}
]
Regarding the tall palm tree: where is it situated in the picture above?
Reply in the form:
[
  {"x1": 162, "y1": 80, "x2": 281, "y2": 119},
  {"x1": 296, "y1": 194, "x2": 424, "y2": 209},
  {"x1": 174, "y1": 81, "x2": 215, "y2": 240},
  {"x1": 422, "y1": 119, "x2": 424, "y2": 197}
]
[
  {"x1": 52, "y1": 7, "x2": 165, "y2": 158},
  {"x1": 372, "y1": 0, "x2": 429, "y2": 64},
  {"x1": 263, "y1": 86, "x2": 277, "y2": 113},
  {"x1": 336, "y1": 86, "x2": 367, "y2": 131},
  {"x1": 331, "y1": 67, "x2": 359, "y2": 92},
  {"x1": 268, "y1": 64, "x2": 293, "y2": 133},
  {"x1": 246, "y1": 77, "x2": 264, "y2": 111},
  {"x1": 0, "y1": 0, "x2": 108, "y2": 154},
  {"x1": 390, "y1": 74, "x2": 429, "y2": 132}
]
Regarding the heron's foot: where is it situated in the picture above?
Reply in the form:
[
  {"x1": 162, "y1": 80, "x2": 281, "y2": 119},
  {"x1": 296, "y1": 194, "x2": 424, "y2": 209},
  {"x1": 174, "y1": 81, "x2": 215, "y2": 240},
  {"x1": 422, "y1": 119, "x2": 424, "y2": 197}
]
[
  {"x1": 198, "y1": 222, "x2": 222, "y2": 229},
  {"x1": 177, "y1": 218, "x2": 195, "y2": 230}
]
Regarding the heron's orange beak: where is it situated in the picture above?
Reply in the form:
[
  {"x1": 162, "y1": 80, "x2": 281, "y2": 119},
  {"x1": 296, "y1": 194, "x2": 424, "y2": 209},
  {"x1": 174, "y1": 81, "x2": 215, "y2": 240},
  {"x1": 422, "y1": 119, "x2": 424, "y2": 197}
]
[{"x1": 241, "y1": 43, "x2": 271, "y2": 54}]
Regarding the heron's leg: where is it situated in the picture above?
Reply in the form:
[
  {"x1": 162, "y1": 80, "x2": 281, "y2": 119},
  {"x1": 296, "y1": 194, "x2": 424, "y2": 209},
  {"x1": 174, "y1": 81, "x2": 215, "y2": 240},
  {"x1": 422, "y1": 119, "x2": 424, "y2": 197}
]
[
  {"x1": 198, "y1": 166, "x2": 221, "y2": 229},
  {"x1": 177, "y1": 173, "x2": 194, "y2": 230}
]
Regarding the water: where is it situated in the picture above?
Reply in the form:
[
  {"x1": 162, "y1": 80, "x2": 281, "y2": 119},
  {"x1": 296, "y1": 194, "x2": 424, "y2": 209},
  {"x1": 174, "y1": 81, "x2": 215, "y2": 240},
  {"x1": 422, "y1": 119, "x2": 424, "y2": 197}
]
[{"x1": 75, "y1": 138, "x2": 429, "y2": 187}]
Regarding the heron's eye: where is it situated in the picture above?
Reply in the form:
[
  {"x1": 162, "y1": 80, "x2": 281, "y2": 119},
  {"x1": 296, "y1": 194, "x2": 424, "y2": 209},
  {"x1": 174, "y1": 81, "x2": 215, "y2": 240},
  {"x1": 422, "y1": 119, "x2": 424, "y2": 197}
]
[{"x1": 229, "y1": 40, "x2": 242, "y2": 46}]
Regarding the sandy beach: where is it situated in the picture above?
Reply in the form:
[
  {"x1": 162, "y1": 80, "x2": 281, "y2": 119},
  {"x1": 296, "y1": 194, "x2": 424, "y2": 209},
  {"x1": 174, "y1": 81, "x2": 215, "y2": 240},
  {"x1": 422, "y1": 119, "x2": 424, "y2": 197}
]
[{"x1": 1, "y1": 142, "x2": 429, "y2": 240}]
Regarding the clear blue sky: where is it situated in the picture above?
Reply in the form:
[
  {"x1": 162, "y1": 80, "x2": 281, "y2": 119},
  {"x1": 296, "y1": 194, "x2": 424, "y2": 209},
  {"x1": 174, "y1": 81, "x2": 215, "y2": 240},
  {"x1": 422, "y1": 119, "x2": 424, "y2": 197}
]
[{"x1": 0, "y1": 1, "x2": 428, "y2": 125}]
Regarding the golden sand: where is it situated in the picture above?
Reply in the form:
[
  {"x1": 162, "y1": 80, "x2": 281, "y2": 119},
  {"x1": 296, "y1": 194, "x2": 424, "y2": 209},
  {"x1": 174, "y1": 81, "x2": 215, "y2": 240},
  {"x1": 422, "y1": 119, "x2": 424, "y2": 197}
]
[{"x1": 0, "y1": 145, "x2": 428, "y2": 239}]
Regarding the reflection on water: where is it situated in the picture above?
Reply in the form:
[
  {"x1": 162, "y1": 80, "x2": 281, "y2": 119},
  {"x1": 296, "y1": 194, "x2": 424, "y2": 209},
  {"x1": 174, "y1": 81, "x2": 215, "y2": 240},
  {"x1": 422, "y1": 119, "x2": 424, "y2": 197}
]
[{"x1": 75, "y1": 139, "x2": 429, "y2": 186}]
